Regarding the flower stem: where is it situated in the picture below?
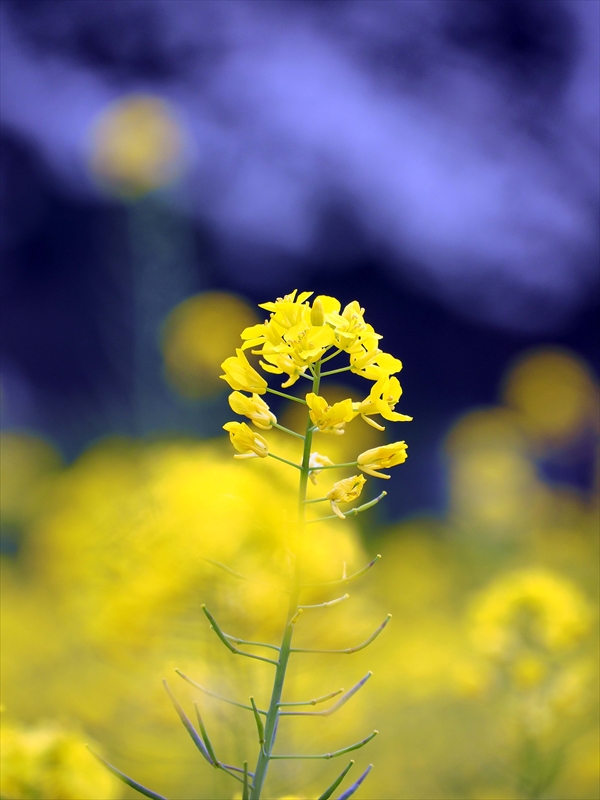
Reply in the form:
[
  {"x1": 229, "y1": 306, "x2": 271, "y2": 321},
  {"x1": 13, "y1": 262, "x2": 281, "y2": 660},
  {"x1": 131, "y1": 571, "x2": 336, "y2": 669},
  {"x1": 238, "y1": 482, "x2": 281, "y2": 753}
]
[
  {"x1": 272, "y1": 422, "x2": 305, "y2": 440},
  {"x1": 266, "y1": 387, "x2": 306, "y2": 404},
  {"x1": 250, "y1": 362, "x2": 321, "y2": 798},
  {"x1": 267, "y1": 453, "x2": 301, "y2": 470},
  {"x1": 319, "y1": 366, "x2": 352, "y2": 377}
]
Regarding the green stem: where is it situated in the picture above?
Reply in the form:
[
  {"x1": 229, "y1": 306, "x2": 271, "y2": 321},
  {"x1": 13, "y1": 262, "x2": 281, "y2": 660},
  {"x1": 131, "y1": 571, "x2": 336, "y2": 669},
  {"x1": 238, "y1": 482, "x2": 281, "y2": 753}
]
[
  {"x1": 250, "y1": 362, "x2": 322, "y2": 798},
  {"x1": 267, "y1": 453, "x2": 301, "y2": 470},
  {"x1": 319, "y1": 366, "x2": 352, "y2": 377},
  {"x1": 310, "y1": 462, "x2": 358, "y2": 471},
  {"x1": 320, "y1": 348, "x2": 343, "y2": 364},
  {"x1": 266, "y1": 387, "x2": 306, "y2": 404},
  {"x1": 272, "y1": 422, "x2": 305, "y2": 440}
]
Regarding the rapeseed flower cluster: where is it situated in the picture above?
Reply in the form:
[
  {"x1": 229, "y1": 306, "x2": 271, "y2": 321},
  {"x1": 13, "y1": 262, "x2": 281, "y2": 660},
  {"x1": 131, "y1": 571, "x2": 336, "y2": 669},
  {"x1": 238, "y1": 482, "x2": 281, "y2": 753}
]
[{"x1": 221, "y1": 291, "x2": 411, "y2": 520}]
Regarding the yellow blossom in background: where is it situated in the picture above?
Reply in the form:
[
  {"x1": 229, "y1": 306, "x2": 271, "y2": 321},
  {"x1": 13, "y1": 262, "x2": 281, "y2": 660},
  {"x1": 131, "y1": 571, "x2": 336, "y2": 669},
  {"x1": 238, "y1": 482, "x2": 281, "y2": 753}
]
[
  {"x1": 306, "y1": 393, "x2": 356, "y2": 434},
  {"x1": 357, "y1": 441, "x2": 408, "y2": 478},
  {"x1": 162, "y1": 293, "x2": 260, "y2": 398},
  {"x1": 445, "y1": 408, "x2": 545, "y2": 536},
  {"x1": 220, "y1": 349, "x2": 268, "y2": 394},
  {"x1": 228, "y1": 392, "x2": 277, "y2": 430},
  {"x1": 470, "y1": 568, "x2": 591, "y2": 658},
  {"x1": 223, "y1": 421, "x2": 269, "y2": 458},
  {"x1": 0, "y1": 722, "x2": 120, "y2": 800},
  {"x1": 89, "y1": 95, "x2": 185, "y2": 197},
  {"x1": 502, "y1": 348, "x2": 598, "y2": 445},
  {"x1": 327, "y1": 475, "x2": 367, "y2": 519}
]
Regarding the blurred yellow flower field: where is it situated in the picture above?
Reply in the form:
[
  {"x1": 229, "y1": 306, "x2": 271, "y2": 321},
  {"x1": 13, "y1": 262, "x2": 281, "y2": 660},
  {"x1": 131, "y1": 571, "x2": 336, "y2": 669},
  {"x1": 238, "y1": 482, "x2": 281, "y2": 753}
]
[{"x1": 1, "y1": 308, "x2": 598, "y2": 798}]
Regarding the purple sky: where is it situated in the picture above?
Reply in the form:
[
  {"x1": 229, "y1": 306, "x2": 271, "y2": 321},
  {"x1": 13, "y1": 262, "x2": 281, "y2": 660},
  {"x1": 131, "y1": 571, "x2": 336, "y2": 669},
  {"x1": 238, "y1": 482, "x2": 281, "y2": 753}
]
[{"x1": 1, "y1": 0, "x2": 598, "y2": 332}]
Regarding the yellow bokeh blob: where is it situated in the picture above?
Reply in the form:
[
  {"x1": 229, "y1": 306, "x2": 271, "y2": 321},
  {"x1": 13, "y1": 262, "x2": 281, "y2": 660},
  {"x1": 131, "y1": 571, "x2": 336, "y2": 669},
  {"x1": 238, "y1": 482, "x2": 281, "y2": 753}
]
[
  {"x1": 470, "y1": 567, "x2": 590, "y2": 658},
  {"x1": 445, "y1": 409, "x2": 544, "y2": 533},
  {"x1": 502, "y1": 348, "x2": 598, "y2": 443},
  {"x1": 0, "y1": 722, "x2": 119, "y2": 800},
  {"x1": 90, "y1": 95, "x2": 185, "y2": 197},
  {"x1": 161, "y1": 292, "x2": 260, "y2": 398}
]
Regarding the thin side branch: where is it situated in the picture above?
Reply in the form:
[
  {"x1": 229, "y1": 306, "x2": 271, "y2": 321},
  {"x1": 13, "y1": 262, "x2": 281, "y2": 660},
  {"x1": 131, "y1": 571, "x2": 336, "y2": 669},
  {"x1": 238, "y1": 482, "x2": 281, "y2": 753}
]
[
  {"x1": 337, "y1": 764, "x2": 373, "y2": 799},
  {"x1": 316, "y1": 760, "x2": 355, "y2": 800},
  {"x1": 309, "y1": 461, "x2": 358, "y2": 471},
  {"x1": 299, "y1": 594, "x2": 349, "y2": 610},
  {"x1": 301, "y1": 555, "x2": 381, "y2": 588},
  {"x1": 266, "y1": 387, "x2": 307, "y2": 404},
  {"x1": 280, "y1": 672, "x2": 372, "y2": 717},
  {"x1": 193, "y1": 703, "x2": 220, "y2": 766},
  {"x1": 163, "y1": 680, "x2": 212, "y2": 764},
  {"x1": 86, "y1": 747, "x2": 167, "y2": 800},
  {"x1": 291, "y1": 615, "x2": 391, "y2": 654},
  {"x1": 270, "y1": 730, "x2": 378, "y2": 760},
  {"x1": 319, "y1": 366, "x2": 353, "y2": 377},
  {"x1": 202, "y1": 606, "x2": 279, "y2": 666},
  {"x1": 267, "y1": 453, "x2": 302, "y2": 470},
  {"x1": 273, "y1": 422, "x2": 305, "y2": 439},
  {"x1": 250, "y1": 697, "x2": 265, "y2": 746},
  {"x1": 202, "y1": 557, "x2": 286, "y2": 592},
  {"x1": 278, "y1": 688, "x2": 344, "y2": 708},
  {"x1": 224, "y1": 633, "x2": 280, "y2": 652},
  {"x1": 175, "y1": 669, "x2": 267, "y2": 715},
  {"x1": 306, "y1": 492, "x2": 387, "y2": 524}
]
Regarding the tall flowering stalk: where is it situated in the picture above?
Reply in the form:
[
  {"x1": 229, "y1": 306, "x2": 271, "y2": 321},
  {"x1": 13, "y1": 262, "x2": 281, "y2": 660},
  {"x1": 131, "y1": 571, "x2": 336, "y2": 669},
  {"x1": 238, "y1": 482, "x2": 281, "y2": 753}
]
[{"x1": 90, "y1": 291, "x2": 411, "y2": 799}]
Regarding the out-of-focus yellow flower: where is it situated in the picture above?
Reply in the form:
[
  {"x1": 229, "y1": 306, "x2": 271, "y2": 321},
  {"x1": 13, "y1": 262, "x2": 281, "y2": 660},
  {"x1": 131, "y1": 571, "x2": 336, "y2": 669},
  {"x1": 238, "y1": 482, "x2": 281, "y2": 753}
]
[
  {"x1": 503, "y1": 348, "x2": 598, "y2": 445},
  {"x1": 357, "y1": 441, "x2": 408, "y2": 478},
  {"x1": 354, "y1": 376, "x2": 413, "y2": 430},
  {"x1": 89, "y1": 94, "x2": 185, "y2": 197},
  {"x1": 308, "y1": 452, "x2": 334, "y2": 484},
  {"x1": 471, "y1": 568, "x2": 591, "y2": 658},
  {"x1": 228, "y1": 392, "x2": 276, "y2": 430},
  {"x1": 306, "y1": 393, "x2": 356, "y2": 434},
  {"x1": 510, "y1": 654, "x2": 547, "y2": 689},
  {"x1": 220, "y1": 349, "x2": 268, "y2": 394},
  {"x1": 446, "y1": 408, "x2": 544, "y2": 535},
  {"x1": 161, "y1": 292, "x2": 260, "y2": 398},
  {"x1": 326, "y1": 475, "x2": 367, "y2": 519},
  {"x1": 452, "y1": 660, "x2": 492, "y2": 698},
  {"x1": 0, "y1": 722, "x2": 119, "y2": 800},
  {"x1": 223, "y1": 422, "x2": 269, "y2": 458}
]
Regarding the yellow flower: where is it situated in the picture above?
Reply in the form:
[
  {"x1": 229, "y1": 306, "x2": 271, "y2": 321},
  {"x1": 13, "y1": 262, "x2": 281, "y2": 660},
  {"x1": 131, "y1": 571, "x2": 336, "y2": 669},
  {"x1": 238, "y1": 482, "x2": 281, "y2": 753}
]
[
  {"x1": 335, "y1": 302, "x2": 381, "y2": 352},
  {"x1": 259, "y1": 324, "x2": 336, "y2": 387},
  {"x1": 220, "y1": 349, "x2": 268, "y2": 393},
  {"x1": 306, "y1": 393, "x2": 356, "y2": 434},
  {"x1": 357, "y1": 441, "x2": 408, "y2": 478},
  {"x1": 355, "y1": 377, "x2": 413, "y2": 430},
  {"x1": 308, "y1": 452, "x2": 334, "y2": 484},
  {"x1": 259, "y1": 290, "x2": 314, "y2": 324},
  {"x1": 228, "y1": 392, "x2": 276, "y2": 430},
  {"x1": 327, "y1": 475, "x2": 367, "y2": 519},
  {"x1": 352, "y1": 350, "x2": 403, "y2": 381},
  {"x1": 470, "y1": 568, "x2": 591, "y2": 658},
  {"x1": 223, "y1": 422, "x2": 269, "y2": 459}
]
